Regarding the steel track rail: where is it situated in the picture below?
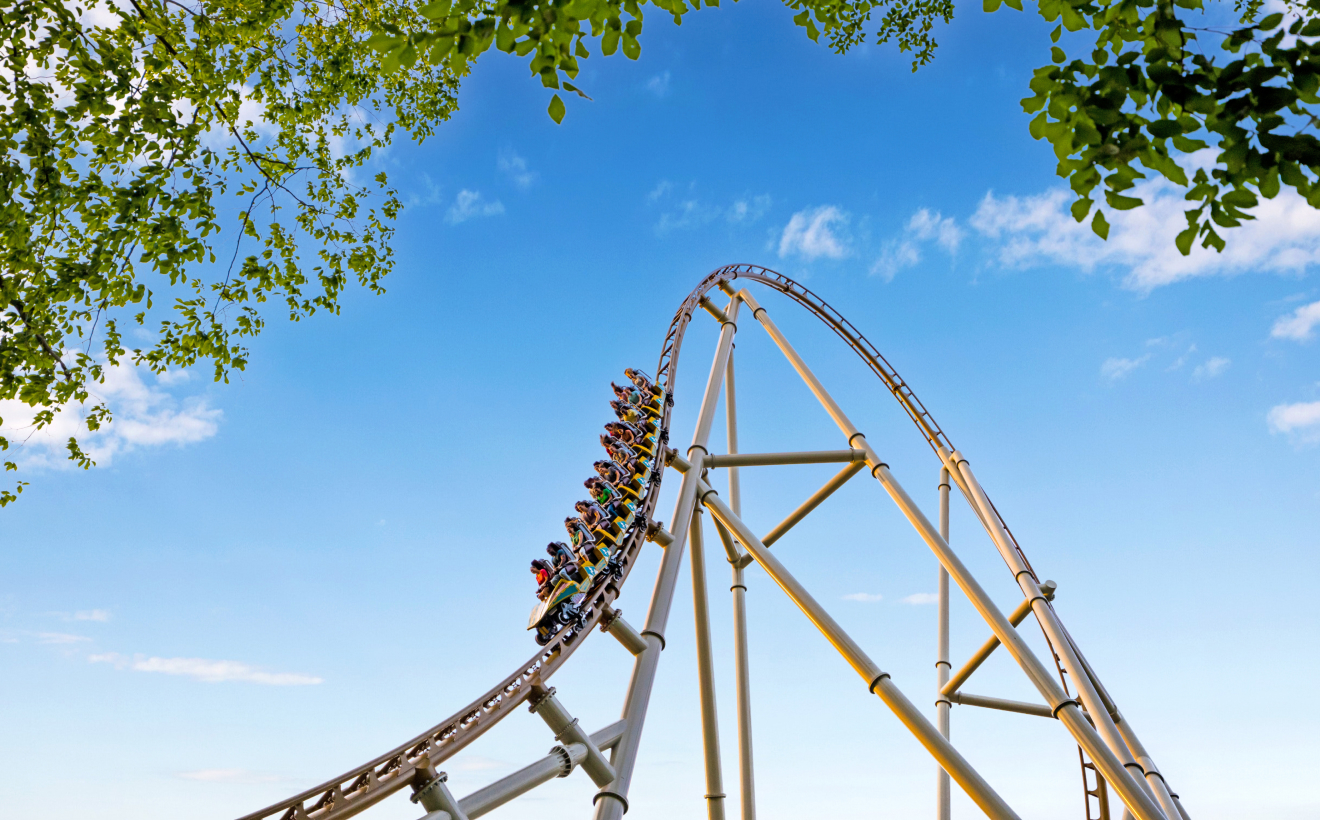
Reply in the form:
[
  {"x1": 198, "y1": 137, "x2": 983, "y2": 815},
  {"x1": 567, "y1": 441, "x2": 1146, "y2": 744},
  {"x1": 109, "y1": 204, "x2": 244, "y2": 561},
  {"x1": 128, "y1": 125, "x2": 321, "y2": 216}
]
[{"x1": 236, "y1": 264, "x2": 1056, "y2": 820}]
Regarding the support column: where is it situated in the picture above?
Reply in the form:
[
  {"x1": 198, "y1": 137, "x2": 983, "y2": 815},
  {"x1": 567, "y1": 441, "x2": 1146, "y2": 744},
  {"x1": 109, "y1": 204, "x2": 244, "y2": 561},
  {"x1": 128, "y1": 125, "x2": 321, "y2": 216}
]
[
  {"x1": 592, "y1": 295, "x2": 741, "y2": 820},
  {"x1": 936, "y1": 467, "x2": 952, "y2": 820},
  {"x1": 690, "y1": 507, "x2": 727, "y2": 820},
  {"x1": 735, "y1": 286, "x2": 1166, "y2": 820},
  {"x1": 725, "y1": 346, "x2": 756, "y2": 820}
]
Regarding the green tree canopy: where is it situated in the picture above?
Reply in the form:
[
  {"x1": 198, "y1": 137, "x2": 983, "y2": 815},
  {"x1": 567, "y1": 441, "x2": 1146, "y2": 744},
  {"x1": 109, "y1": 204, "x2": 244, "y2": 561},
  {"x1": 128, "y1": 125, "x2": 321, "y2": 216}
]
[{"x1": 4, "y1": 0, "x2": 1318, "y2": 504}]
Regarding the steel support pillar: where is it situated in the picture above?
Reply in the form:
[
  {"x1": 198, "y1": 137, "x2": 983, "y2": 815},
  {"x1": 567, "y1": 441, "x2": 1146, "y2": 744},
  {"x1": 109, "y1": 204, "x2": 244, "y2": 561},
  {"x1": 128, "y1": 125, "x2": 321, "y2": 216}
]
[
  {"x1": 936, "y1": 467, "x2": 951, "y2": 820},
  {"x1": 690, "y1": 507, "x2": 727, "y2": 819},
  {"x1": 698, "y1": 479, "x2": 1022, "y2": 820},
  {"x1": 592, "y1": 295, "x2": 741, "y2": 820},
  {"x1": 736, "y1": 287, "x2": 1167, "y2": 820},
  {"x1": 725, "y1": 349, "x2": 755, "y2": 820}
]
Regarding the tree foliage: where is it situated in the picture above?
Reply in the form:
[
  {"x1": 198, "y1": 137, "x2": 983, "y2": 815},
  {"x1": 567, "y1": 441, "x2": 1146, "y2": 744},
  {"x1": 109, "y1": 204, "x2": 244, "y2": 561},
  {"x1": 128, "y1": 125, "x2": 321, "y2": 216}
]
[
  {"x1": 0, "y1": 0, "x2": 459, "y2": 503},
  {"x1": 4, "y1": 0, "x2": 1319, "y2": 505}
]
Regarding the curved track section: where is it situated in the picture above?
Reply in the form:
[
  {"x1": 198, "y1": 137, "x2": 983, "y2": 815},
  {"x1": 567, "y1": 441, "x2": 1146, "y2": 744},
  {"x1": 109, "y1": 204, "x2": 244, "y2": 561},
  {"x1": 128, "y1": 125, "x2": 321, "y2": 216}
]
[{"x1": 238, "y1": 264, "x2": 1042, "y2": 820}]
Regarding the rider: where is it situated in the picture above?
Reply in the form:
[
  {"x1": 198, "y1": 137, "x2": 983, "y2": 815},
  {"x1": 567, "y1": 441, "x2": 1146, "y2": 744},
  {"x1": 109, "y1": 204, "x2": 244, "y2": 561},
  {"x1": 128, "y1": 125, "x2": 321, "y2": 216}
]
[
  {"x1": 612, "y1": 382, "x2": 661, "y2": 416},
  {"x1": 624, "y1": 368, "x2": 663, "y2": 400},
  {"x1": 564, "y1": 517, "x2": 605, "y2": 563},
  {"x1": 575, "y1": 500, "x2": 618, "y2": 536},
  {"x1": 585, "y1": 476, "x2": 637, "y2": 518},
  {"x1": 611, "y1": 399, "x2": 657, "y2": 434},
  {"x1": 602, "y1": 434, "x2": 647, "y2": 475},
  {"x1": 605, "y1": 421, "x2": 654, "y2": 454},
  {"x1": 546, "y1": 542, "x2": 583, "y2": 583},
  {"x1": 594, "y1": 460, "x2": 643, "y2": 497},
  {"x1": 530, "y1": 559, "x2": 554, "y2": 600}
]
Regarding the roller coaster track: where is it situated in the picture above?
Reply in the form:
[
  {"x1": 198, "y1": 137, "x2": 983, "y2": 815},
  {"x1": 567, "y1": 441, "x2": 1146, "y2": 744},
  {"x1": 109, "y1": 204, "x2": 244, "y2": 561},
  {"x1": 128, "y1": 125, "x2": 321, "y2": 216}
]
[{"x1": 238, "y1": 265, "x2": 1190, "y2": 820}]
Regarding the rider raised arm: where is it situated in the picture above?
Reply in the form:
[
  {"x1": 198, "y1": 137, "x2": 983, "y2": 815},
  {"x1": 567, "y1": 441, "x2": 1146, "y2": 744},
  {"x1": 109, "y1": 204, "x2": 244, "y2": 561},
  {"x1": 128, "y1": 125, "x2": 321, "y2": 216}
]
[{"x1": 624, "y1": 368, "x2": 662, "y2": 400}]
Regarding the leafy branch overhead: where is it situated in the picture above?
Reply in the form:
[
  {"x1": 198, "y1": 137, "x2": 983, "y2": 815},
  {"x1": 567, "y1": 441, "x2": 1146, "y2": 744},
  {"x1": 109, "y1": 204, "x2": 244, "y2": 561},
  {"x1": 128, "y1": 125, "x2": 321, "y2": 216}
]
[
  {"x1": 3, "y1": 0, "x2": 1318, "y2": 506},
  {"x1": 0, "y1": 0, "x2": 460, "y2": 504}
]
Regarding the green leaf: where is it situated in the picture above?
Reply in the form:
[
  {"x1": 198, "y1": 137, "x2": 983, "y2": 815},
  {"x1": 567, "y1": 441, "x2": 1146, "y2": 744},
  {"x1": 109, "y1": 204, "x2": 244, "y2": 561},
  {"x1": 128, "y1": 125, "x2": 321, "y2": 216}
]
[
  {"x1": 1071, "y1": 197, "x2": 1093, "y2": 222},
  {"x1": 548, "y1": 93, "x2": 566, "y2": 124},
  {"x1": 1146, "y1": 120, "x2": 1182, "y2": 139},
  {"x1": 1050, "y1": 46, "x2": 1065, "y2": 63},
  {"x1": 1003, "y1": 0, "x2": 1023, "y2": 10},
  {"x1": 1091, "y1": 210, "x2": 1110, "y2": 239},
  {"x1": 1175, "y1": 224, "x2": 1197, "y2": 255},
  {"x1": 1258, "y1": 12, "x2": 1283, "y2": 30},
  {"x1": 1050, "y1": 25, "x2": 1061, "y2": 43},
  {"x1": 983, "y1": 0, "x2": 1002, "y2": 12},
  {"x1": 1105, "y1": 190, "x2": 1143, "y2": 210}
]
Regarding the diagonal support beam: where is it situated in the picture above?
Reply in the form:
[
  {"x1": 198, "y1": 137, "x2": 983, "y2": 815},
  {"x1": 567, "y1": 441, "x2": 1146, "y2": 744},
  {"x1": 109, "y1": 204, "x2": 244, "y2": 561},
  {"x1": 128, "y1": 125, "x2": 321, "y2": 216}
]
[
  {"x1": 697, "y1": 479, "x2": 1023, "y2": 820},
  {"x1": 942, "y1": 582, "x2": 1056, "y2": 697},
  {"x1": 736, "y1": 286, "x2": 1168, "y2": 820},
  {"x1": 733, "y1": 461, "x2": 865, "y2": 569}
]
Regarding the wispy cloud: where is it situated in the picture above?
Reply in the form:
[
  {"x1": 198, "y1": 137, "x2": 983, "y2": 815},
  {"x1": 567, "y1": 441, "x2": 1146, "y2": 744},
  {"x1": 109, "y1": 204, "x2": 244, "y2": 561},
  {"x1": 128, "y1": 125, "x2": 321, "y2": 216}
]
[
  {"x1": 1192, "y1": 356, "x2": 1231, "y2": 381},
  {"x1": 645, "y1": 71, "x2": 671, "y2": 98},
  {"x1": 779, "y1": 206, "x2": 850, "y2": 261},
  {"x1": 497, "y1": 151, "x2": 537, "y2": 189},
  {"x1": 0, "y1": 363, "x2": 220, "y2": 470},
  {"x1": 445, "y1": 190, "x2": 504, "y2": 225},
  {"x1": 178, "y1": 769, "x2": 282, "y2": 783},
  {"x1": 67, "y1": 609, "x2": 111, "y2": 622},
  {"x1": 1268, "y1": 400, "x2": 1320, "y2": 444},
  {"x1": 90, "y1": 653, "x2": 322, "y2": 685},
  {"x1": 728, "y1": 195, "x2": 772, "y2": 225},
  {"x1": 649, "y1": 185, "x2": 771, "y2": 233},
  {"x1": 842, "y1": 592, "x2": 883, "y2": 602},
  {"x1": 1100, "y1": 355, "x2": 1151, "y2": 383},
  {"x1": 1271, "y1": 299, "x2": 1320, "y2": 341},
  {"x1": 969, "y1": 177, "x2": 1320, "y2": 292},
  {"x1": 872, "y1": 208, "x2": 963, "y2": 281},
  {"x1": 901, "y1": 593, "x2": 939, "y2": 605},
  {"x1": 37, "y1": 632, "x2": 91, "y2": 645}
]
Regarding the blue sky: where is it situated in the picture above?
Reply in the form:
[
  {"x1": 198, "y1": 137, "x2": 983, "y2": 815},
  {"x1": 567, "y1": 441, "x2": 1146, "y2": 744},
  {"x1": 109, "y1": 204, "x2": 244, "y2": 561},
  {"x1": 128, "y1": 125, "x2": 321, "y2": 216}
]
[{"x1": 3, "y1": 1, "x2": 1319, "y2": 819}]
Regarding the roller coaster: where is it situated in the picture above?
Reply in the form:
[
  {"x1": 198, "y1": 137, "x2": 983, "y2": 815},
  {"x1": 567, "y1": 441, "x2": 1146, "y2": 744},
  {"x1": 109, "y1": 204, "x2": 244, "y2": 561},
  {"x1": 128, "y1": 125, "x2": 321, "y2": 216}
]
[{"x1": 236, "y1": 265, "x2": 1190, "y2": 820}]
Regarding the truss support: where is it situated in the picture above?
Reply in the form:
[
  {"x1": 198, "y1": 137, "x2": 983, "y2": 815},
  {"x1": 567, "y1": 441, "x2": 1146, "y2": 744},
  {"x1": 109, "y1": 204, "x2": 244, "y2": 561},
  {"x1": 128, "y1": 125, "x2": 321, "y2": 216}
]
[
  {"x1": 949, "y1": 692, "x2": 1054, "y2": 718},
  {"x1": 936, "y1": 467, "x2": 951, "y2": 820},
  {"x1": 725, "y1": 350, "x2": 756, "y2": 820},
  {"x1": 600, "y1": 608, "x2": 648, "y2": 656},
  {"x1": 690, "y1": 508, "x2": 728, "y2": 819},
  {"x1": 592, "y1": 294, "x2": 742, "y2": 820},
  {"x1": 698, "y1": 479, "x2": 1021, "y2": 820},
  {"x1": 529, "y1": 687, "x2": 616, "y2": 787},
  {"x1": 942, "y1": 582, "x2": 1057, "y2": 698},
  {"x1": 944, "y1": 452, "x2": 1180, "y2": 820},
  {"x1": 736, "y1": 286, "x2": 1169, "y2": 820},
  {"x1": 758, "y1": 461, "x2": 865, "y2": 549},
  {"x1": 411, "y1": 773, "x2": 470, "y2": 820},
  {"x1": 704, "y1": 449, "x2": 867, "y2": 468}
]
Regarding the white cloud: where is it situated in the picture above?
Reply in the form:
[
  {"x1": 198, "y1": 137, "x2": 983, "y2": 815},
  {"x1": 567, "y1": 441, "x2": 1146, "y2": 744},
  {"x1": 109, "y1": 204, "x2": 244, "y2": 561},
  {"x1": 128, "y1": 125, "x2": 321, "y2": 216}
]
[
  {"x1": 1271, "y1": 299, "x2": 1320, "y2": 341},
  {"x1": 1268, "y1": 400, "x2": 1320, "y2": 443},
  {"x1": 728, "y1": 195, "x2": 771, "y2": 225},
  {"x1": 497, "y1": 151, "x2": 537, "y2": 189},
  {"x1": 178, "y1": 769, "x2": 281, "y2": 783},
  {"x1": 779, "y1": 206, "x2": 850, "y2": 261},
  {"x1": 901, "y1": 593, "x2": 939, "y2": 605},
  {"x1": 37, "y1": 632, "x2": 90, "y2": 645},
  {"x1": 69, "y1": 610, "x2": 110, "y2": 622},
  {"x1": 445, "y1": 190, "x2": 504, "y2": 225},
  {"x1": 1167, "y1": 343, "x2": 1197, "y2": 371},
  {"x1": 645, "y1": 71, "x2": 671, "y2": 98},
  {"x1": 871, "y1": 208, "x2": 962, "y2": 281},
  {"x1": 842, "y1": 592, "x2": 883, "y2": 602},
  {"x1": 657, "y1": 199, "x2": 720, "y2": 233},
  {"x1": 970, "y1": 180, "x2": 1320, "y2": 292},
  {"x1": 90, "y1": 653, "x2": 322, "y2": 685},
  {"x1": 647, "y1": 181, "x2": 672, "y2": 202},
  {"x1": 1100, "y1": 355, "x2": 1150, "y2": 383},
  {"x1": 0, "y1": 362, "x2": 221, "y2": 470},
  {"x1": 1192, "y1": 356, "x2": 1231, "y2": 381}
]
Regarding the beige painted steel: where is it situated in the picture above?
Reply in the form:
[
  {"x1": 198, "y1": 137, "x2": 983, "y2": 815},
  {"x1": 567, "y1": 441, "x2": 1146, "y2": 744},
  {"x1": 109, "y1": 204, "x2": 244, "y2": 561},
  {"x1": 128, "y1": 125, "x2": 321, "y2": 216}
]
[
  {"x1": 950, "y1": 692, "x2": 1055, "y2": 718},
  {"x1": 593, "y1": 295, "x2": 742, "y2": 820},
  {"x1": 936, "y1": 468, "x2": 951, "y2": 820},
  {"x1": 690, "y1": 509, "x2": 728, "y2": 820},
  {"x1": 737, "y1": 287, "x2": 1167, "y2": 820},
  {"x1": 944, "y1": 452, "x2": 1169, "y2": 820},
  {"x1": 724, "y1": 349, "x2": 757, "y2": 820},
  {"x1": 530, "y1": 692, "x2": 616, "y2": 787},
  {"x1": 698, "y1": 480, "x2": 1023, "y2": 820},
  {"x1": 941, "y1": 583, "x2": 1056, "y2": 698},
  {"x1": 704, "y1": 449, "x2": 867, "y2": 468},
  {"x1": 600, "y1": 609, "x2": 648, "y2": 657},
  {"x1": 759, "y1": 461, "x2": 866, "y2": 549}
]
